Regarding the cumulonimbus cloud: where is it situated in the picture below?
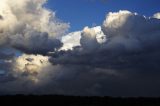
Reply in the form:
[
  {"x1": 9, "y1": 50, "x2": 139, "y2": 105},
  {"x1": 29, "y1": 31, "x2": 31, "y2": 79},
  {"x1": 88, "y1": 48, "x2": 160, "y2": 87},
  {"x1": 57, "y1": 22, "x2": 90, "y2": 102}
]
[
  {"x1": 48, "y1": 10, "x2": 160, "y2": 96},
  {"x1": 0, "y1": 0, "x2": 69, "y2": 55},
  {"x1": 0, "y1": 1, "x2": 160, "y2": 97}
]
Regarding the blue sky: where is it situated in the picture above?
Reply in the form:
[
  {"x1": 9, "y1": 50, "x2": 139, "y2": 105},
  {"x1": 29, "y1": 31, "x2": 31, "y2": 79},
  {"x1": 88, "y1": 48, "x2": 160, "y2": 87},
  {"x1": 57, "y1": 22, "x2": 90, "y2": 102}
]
[{"x1": 46, "y1": 0, "x2": 160, "y2": 32}]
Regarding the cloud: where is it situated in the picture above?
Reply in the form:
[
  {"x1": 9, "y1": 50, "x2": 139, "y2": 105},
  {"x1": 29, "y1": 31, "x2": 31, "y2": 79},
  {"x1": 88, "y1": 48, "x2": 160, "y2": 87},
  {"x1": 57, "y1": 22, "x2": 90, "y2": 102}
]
[
  {"x1": 12, "y1": 54, "x2": 54, "y2": 83},
  {"x1": 0, "y1": 0, "x2": 69, "y2": 54},
  {"x1": 0, "y1": 15, "x2": 3, "y2": 20},
  {"x1": 61, "y1": 31, "x2": 81, "y2": 50},
  {"x1": 61, "y1": 26, "x2": 106, "y2": 51},
  {"x1": 0, "y1": 0, "x2": 69, "y2": 94},
  {"x1": 10, "y1": 31, "x2": 63, "y2": 55},
  {"x1": 102, "y1": 11, "x2": 160, "y2": 49},
  {"x1": 0, "y1": 2, "x2": 160, "y2": 97},
  {"x1": 153, "y1": 12, "x2": 160, "y2": 19},
  {"x1": 48, "y1": 10, "x2": 160, "y2": 96},
  {"x1": 0, "y1": 54, "x2": 63, "y2": 94}
]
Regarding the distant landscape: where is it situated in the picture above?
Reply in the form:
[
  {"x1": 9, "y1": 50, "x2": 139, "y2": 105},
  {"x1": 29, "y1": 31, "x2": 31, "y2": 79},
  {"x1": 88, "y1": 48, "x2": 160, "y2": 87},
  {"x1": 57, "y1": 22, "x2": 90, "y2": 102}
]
[{"x1": 1, "y1": 95, "x2": 160, "y2": 106}]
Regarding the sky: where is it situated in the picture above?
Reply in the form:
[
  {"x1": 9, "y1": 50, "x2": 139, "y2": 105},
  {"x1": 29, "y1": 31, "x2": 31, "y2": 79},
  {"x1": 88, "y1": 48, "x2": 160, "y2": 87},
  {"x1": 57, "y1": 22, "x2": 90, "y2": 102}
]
[
  {"x1": 46, "y1": 0, "x2": 160, "y2": 32},
  {"x1": 0, "y1": 0, "x2": 160, "y2": 97}
]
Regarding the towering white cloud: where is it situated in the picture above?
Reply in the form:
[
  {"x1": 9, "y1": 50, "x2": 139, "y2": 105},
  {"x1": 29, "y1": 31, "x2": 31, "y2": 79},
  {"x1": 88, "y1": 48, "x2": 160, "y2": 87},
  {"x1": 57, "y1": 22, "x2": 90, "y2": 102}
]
[
  {"x1": 61, "y1": 26, "x2": 106, "y2": 51},
  {"x1": 0, "y1": 0, "x2": 69, "y2": 54},
  {"x1": 61, "y1": 31, "x2": 81, "y2": 50},
  {"x1": 102, "y1": 10, "x2": 160, "y2": 51},
  {"x1": 0, "y1": 0, "x2": 69, "y2": 94}
]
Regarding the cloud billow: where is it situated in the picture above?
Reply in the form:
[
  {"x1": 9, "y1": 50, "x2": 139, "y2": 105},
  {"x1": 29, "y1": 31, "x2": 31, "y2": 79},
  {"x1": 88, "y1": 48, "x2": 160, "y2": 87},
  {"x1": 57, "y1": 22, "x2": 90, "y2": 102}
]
[{"x1": 0, "y1": 0, "x2": 69, "y2": 55}]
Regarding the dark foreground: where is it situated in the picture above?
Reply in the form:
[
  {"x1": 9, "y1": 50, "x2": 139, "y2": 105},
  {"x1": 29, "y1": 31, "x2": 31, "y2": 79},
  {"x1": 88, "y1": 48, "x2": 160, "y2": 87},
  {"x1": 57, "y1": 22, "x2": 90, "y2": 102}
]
[{"x1": 0, "y1": 95, "x2": 160, "y2": 106}]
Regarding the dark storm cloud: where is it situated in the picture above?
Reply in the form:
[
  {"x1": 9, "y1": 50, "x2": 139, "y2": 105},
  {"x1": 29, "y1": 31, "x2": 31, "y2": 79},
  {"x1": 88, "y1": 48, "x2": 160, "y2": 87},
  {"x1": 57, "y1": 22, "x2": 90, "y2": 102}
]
[
  {"x1": 0, "y1": 0, "x2": 160, "y2": 97},
  {"x1": 0, "y1": 52, "x2": 14, "y2": 60},
  {"x1": 0, "y1": 15, "x2": 3, "y2": 20},
  {"x1": 51, "y1": 11, "x2": 160, "y2": 70},
  {"x1": 11, "y1": 32, "x2": 63, "y2": 55},
  {"x1": 46, "y1": 10, "x2": 160, "y2": 96},
  {"x1": 0, "y1": 48, "x2": 18, "y2": 85}
]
